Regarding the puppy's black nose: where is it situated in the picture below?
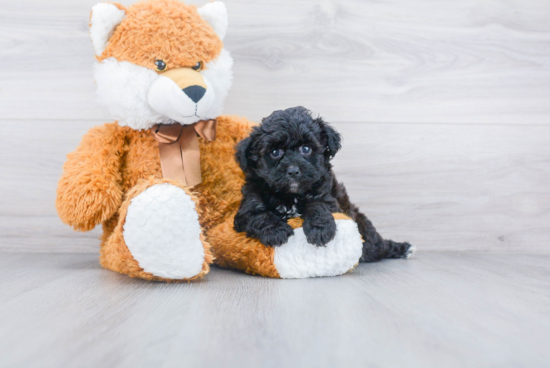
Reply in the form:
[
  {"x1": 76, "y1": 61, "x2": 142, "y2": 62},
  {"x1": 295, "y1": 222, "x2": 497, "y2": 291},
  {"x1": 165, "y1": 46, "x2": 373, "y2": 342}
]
[
  {"x1": 287, "y1": 166, "x2": 301, "y2": 178},
  {"x1": 182, "y1": 85, "x2": 206, "y2": 103}
]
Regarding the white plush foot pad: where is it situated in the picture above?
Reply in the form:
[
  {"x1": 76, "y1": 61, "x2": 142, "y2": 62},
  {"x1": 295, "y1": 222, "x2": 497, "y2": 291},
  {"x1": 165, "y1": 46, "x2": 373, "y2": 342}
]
[
  {"x1": 123, "y1": 183, "x2": 205, "y2": 279},
  {"x1": 274, "y1": 220, "x2": 363, "y2": 279}
]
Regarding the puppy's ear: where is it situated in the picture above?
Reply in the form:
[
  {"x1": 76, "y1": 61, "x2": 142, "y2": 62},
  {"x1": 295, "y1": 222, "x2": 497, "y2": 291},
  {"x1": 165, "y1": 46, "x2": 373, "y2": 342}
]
[
  {"x1": 318, "y1": 120, "x2": 341, "y2": 159},
  {"x1": 235, "y1": 136, "x2": 254, "y2": 171}
]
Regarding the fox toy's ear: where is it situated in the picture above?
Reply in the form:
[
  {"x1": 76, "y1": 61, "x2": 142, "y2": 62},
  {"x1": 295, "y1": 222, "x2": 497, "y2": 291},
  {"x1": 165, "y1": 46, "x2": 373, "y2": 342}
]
[
  {"x1": 90, "y1": 3, "x2": 126, "y2": 56},
  {"x1": 198, "y1": 1, "x2": 228, "y2": 40}
]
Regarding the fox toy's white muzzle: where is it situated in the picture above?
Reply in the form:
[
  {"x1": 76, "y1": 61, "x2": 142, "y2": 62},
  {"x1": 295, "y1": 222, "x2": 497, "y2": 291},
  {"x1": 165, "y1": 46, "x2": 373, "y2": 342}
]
[{"x1": 147, "y1": 68, "x2": 216, "y2": 125}]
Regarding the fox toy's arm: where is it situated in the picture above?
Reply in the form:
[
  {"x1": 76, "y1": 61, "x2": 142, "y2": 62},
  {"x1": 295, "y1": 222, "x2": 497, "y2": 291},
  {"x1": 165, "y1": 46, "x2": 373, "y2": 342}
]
[{"x1": 56, "y1": 124, "x2": 125, "y2": 232}]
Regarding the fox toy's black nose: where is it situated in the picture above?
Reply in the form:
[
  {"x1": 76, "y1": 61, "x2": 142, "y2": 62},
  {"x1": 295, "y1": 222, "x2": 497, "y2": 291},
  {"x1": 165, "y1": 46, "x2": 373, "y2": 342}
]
[
  {"x1": 287, "y1": 166, "x2": 301, "y2": 178},
  {"x1": 182, "y1": 85, "x2": 206, "y2": 103}
]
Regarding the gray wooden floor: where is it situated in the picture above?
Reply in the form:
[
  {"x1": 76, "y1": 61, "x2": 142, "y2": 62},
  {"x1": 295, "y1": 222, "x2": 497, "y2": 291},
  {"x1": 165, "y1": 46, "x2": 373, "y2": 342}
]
[
  {"x1": 1, "y1": 0, "x2": 550, "y2": 366},
  {"x1": 1, "y1": 252, "x2": 549, "y2": 368}
]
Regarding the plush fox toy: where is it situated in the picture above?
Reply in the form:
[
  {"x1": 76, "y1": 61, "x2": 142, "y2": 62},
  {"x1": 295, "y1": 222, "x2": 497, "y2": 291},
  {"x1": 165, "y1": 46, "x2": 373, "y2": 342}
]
[{"x1": 56, "y1": 0, "x2": 364, "y2": 282}]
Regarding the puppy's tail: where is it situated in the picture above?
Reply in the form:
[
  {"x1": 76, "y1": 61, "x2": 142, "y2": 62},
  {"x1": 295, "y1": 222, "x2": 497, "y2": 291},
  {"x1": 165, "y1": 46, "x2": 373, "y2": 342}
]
[
  {"x1": 355, "y1": 212, "x2": 415, "y2": 262},
  {"x1": 360, "y1": 239, "x2": 415, "y2": 262},
  {"x1": 333, "y1": 177, "x2": 415, "y2": 262}
]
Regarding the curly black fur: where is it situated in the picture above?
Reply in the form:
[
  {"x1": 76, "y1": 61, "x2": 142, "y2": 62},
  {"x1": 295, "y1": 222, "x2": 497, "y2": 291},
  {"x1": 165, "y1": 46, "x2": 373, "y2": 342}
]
[{"x1": 234, "y1": 106, "x2": 413, "y2": 262}]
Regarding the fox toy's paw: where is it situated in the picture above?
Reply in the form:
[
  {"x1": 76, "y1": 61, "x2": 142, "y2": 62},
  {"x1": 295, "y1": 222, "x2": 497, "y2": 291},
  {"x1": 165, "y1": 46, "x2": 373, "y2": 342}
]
[
  {"x1": 209, "y1": 213, "x2": 363, "y2": 279},
  {"x1": 274, "y1": 214, "x2": 363, "y2": 278},
  {"x1": 100, "y1": 178, "x2": 212, "y2": 282}
]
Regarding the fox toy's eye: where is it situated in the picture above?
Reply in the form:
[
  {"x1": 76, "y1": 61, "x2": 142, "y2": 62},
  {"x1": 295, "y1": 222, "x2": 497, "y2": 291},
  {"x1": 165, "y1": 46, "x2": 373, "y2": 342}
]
[
  {"x1": 155, "y1": 60, "x2": 167, "y2": 72},
  {"x1": 191, "y1": 61, "x2": 203, "y2": 71},
  {"x1": 299, "y1": 145, "x2": 312, "y2": 155},
  {"x1": 270, "y1": 149, "x2": 283, "y2": 159}
]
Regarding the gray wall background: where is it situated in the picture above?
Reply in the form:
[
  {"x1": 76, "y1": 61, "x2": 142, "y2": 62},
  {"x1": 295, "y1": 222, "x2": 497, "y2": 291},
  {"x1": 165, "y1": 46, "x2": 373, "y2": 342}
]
[{"x1": 1, "y1": 0, "x2": 549, "y2": 253}]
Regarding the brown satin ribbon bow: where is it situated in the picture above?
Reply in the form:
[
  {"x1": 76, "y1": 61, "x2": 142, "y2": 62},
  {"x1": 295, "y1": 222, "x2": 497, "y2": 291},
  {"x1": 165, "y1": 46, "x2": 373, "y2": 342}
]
[{"x1": 150, "y1": 120, "x2": 217, "y2": 187}]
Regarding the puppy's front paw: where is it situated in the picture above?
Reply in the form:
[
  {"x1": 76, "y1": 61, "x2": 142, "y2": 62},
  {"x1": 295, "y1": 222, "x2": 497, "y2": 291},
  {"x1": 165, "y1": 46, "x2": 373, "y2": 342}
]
[
  {"x1": 303, "y1": 215, "x2": 336, "y2": 246},
  {"x1": 258, "y1": 223, "x2": 294, "y2": 247}
]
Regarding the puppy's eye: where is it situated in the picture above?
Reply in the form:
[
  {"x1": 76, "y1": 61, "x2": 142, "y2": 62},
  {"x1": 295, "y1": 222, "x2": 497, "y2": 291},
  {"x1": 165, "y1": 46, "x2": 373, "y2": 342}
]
[
  {"x1": 270, "y1": 149, "x2": 283, "y2": 159},
  {"x1": 191, "y1": 61, "x2": 203, "y2": 71},
  {"x1": 299, "y1": 145, "x2": 312, "y2": 155},
  {"x1": 155, "y1": 60, "x2": 167, "y2": 72}
]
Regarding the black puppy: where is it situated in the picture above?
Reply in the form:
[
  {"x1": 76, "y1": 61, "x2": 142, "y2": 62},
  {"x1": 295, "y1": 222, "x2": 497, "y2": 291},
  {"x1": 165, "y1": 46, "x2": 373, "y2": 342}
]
[{"x1": 234, "y1": 106, "x2": 413, "y2": 262}]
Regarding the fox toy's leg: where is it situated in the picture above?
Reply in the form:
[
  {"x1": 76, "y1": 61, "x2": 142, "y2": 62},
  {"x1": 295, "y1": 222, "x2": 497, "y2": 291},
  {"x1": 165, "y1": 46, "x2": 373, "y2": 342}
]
[
  {"x1": 100, "y1": 177, "x2": 212, "y2": 282},
  {"x1": 207, "y1": 213, "x2": 363, "y2": 279}
]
